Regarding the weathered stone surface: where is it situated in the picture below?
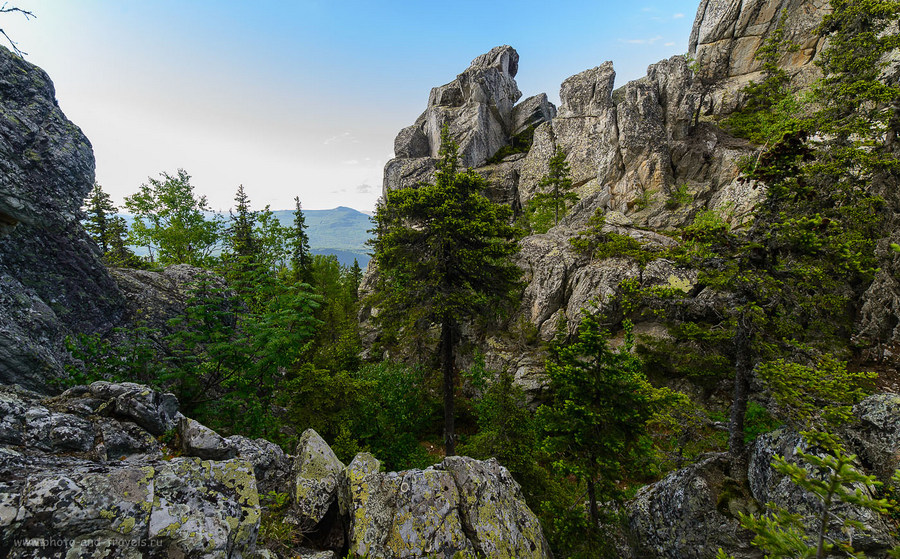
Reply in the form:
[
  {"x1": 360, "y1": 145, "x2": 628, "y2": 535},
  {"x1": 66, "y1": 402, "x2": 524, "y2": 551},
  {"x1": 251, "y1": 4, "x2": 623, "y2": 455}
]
[
  {"x1": 150, "y1": 457, "x2": 260, "y2": 557},
  {"x1": 88, "y1": 381, "x2": 179, "y2": 436},
  {"x1": 383, "y1": 46, "x2": 556, "y2": 197},
  {"x1": 0, "y1": 382, "x2": 262, "y2": 557},
  {"x1": 179, "y1": 415, "x2": 236, "y2": 460},
  {"x1": 689, "y1": 0, "x2": 828, "y2": 115},
  {"x1": 438, "y1": 456, "x2": 551, "y2": 558},
  {"x1": 340, "y1": 452, "x2": 476, "y2": 558},
  {"x1": 512, "y1": 93, "x2": 557, "y2": 137},
  {"x1": 628, "y1": 453, "x2": 759, "y2": 559},
  {"x1": 0, "y1": 454, "x2": 259, "y2": 558},
  {"x1": 844, "y1": 394, "x2": 900, "y2": 483},
  {"x1": 0, "y1": 45, "x2": 128, "y2": 393},
  {"x1": 749, "y1": 429, "x2": 897, "y2": 553},
  {"x1": 227, "y1": 434, "x2": 290, "y2": 496},
  {"x1": 292, "y1": 428, "x2": 344, "y2": 529}
]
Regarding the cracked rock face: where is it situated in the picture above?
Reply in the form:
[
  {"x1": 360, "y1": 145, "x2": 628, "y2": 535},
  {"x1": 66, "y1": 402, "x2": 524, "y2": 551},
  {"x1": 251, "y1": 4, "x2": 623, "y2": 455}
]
[
  {"x1": 0, "y1": 45, "x2": 128, "y2": 393},
  {"x1": 689, "y1": 0, "x2": 829, "y2": 115},
  {"x1": 749, "y1": 429, "x2": 897, "y2": 554},
  {"x1": 339, "y1": 453, "x2": 551, "y2": 559},
  {"x1": 384, "y1": 45, "x2": 556, "y2": 196}
]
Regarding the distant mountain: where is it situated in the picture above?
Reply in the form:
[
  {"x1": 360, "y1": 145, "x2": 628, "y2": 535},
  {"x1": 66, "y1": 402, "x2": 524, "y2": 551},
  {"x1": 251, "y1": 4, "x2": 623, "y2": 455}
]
[
  {"x1": 120, "y1": 206, "x2": 373, "y2": 268},
  {"x1": 271, "y1": 206, "x2": 373, "y2": 267}
]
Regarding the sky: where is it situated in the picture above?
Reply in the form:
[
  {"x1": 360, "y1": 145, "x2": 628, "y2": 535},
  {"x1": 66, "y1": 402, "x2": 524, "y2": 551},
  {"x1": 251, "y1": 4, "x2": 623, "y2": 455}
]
[{"x1": 2, "y1": 1, "x2": 699, "y2": 213}]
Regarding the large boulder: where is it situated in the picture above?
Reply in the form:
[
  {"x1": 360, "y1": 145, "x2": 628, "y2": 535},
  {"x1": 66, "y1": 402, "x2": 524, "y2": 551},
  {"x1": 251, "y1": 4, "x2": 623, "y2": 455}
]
[
  {"x1": 339, "y1": 452, "x2": 475, "y2": 558},
  {"x1": 628, "y1": 453, "x2": 759, "y2": 559},
  {"x1": 0, "y1": 44, "x2": 129, "y2": 393},
  {"x1": 0, "y1": 382, "x2": 262, "y2": 558},
  {"x1": 749, "y1": 429, "x2": 897, "y2": 553},
  {"x1": 291, "y1": 429, "x2": 345, "y2": 530},
  {"x1": 338, "y1": 453, "x2": 551, "y2": 559},
  {"x1": 438, "y1": 456, "x2": 551, "y2": 558}
]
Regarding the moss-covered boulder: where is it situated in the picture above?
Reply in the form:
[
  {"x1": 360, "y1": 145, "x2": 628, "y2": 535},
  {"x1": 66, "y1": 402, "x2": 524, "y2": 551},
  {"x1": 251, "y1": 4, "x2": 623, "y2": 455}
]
[
  {"x1": 437, "y1": 456, "x2": 551, "y2": 558},
  {"x1": 291, "y1": 428, "x2": 344, "y2": 530}
]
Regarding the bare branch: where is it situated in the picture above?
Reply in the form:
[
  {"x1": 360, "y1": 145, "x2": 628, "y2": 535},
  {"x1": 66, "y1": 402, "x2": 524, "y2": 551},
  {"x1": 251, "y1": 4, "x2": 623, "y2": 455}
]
[
  {"x1": 0, "y1": 3, "x2": 36, "y2": 57},
  {"x1": 0, "y1": 3, "x2": 35, "y2": 19}
]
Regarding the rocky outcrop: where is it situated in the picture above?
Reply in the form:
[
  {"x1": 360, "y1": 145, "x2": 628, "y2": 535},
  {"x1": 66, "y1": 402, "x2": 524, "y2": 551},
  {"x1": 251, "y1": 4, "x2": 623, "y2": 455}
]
[
  {"x1": 843, "y1": 394, "x2": 900, "y2": 484},
  {"x1": 689, "y1": 0, "x2": 829, "y2": 115},
  {"x1": 0, "y1": 382, "x2": 261, "y2": 558},
  {"x1": 628, "y1": 400, "x2": 900, "y2": 558},
  {"x1": 0, "y1": 381, "x2": 550, "y2": 558},
  {"x1": 0, "y1": 45, "x2": 128, "y2": 393},
  {"x1": 748, "y1": 428, "x2": 897, "y2": 553},
  {"x1": 628, "y1": 454, "x2": 759, "y2": 559},
  {"x1": 384, "y1": 46, "x2": 556, "y2": 196}
]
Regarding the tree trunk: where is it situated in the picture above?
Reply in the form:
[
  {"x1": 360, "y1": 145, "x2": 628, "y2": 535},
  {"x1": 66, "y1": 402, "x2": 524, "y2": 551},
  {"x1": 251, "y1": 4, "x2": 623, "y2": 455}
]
[
  {"x1": 441, "y1": 317, "x2": 456, "y2": 456},
  {"x1": 587, "y1": 478, "x2": 599, "y2": 531},
  {"x1": 728, "y1": 320, "x2": 752, "y2": 478}
]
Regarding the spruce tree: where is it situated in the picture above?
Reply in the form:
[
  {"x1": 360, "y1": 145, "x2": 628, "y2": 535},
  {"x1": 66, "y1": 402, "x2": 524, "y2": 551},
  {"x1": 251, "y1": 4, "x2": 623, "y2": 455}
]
[
  {"x1": 290, "y1": 196, "x2": 312, "y2": 284},
  {"x1": 369, "y1": 126, "x2": 521, "y2": 455},
  {"x1": 538, "y1": 315, "x2": 657, "y2": 534},
  {"x1": 525, "y1": 147, "x2": 577, "y2": 233},
  {"x1": 84, "y1": 182, "x2": 118, "y2": 254}
]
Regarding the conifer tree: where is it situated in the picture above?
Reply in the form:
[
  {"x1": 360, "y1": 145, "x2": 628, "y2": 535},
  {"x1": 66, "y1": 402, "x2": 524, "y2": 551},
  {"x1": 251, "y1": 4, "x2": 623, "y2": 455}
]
[
  {"x1": 538, "y1": 315, "x2": 657, "y2": 533},
  {"x1": 84, "y1": 182, "x2": 118, "y2": 254},
  {"x1": 227, "y1": 184, "x2": 258, "y2": 261},
  {"x1": 290, "y1": 196, "x2": 312, "y2": 284},
  {"x1": 369, "y1": 126, "x2": 521, "y2": 455},
  {"x1": 525, "y1": 147, "x2": 577, "y2": 233},
  {"x1": 349, "y1": 258, "x2": 363, "y2": 300}
]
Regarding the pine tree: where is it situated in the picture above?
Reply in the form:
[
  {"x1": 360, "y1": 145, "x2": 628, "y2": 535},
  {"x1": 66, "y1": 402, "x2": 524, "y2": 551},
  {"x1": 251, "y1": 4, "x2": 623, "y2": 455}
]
[
  {"x1": 290, "y1": 196, "x2": 312, "y2": 284},
  {"x1": 369, "y1": 126, "x2": 521, "y2": 455}
]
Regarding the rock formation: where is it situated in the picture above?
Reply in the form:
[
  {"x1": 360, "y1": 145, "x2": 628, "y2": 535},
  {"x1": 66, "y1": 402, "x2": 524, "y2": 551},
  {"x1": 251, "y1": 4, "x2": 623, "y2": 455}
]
[
  {"x1": 0, "y1": 381, "x2": 551, "y2": 558},
  {"x1": 628, "y1": 402, "x2": 900, "y2": 558},
  {"x1": 0, "y1": 45, "x2": 128, "y2": 393},
  {"x1": 384, "y1": 45, "x2": 557, "y2": 198}
]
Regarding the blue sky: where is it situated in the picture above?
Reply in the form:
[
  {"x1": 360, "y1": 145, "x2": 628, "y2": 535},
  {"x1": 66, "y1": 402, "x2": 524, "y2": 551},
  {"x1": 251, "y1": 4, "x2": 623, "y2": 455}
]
[{"x1": 3, "y1": 1, "x2": 698, "y2": 212}]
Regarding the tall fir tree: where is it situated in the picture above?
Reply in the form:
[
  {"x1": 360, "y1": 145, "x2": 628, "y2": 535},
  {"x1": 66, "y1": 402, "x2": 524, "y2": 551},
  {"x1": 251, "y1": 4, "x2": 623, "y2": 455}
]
[
  {"x1": 84, "y1": 182, "x2": 118, "y2": 254},
  {"x1": 527, "y1": 146, "x2": 577, "y2": 232},
  {"x1": 290, "y1": 196, "x2": 312, "y2": 284},
  {"x1": 369, "y1": 126, "x2": 521, "y2": 455}
]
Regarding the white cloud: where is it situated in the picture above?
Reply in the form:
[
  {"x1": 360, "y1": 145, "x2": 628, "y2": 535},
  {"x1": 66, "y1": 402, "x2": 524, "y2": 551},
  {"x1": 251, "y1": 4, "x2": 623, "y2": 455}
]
[
  {"x1": 356, "y1": 183, "x2": 375, "y2": 193},
  {"x1": 673, "y1": 13, "x2": 685, "y2": 19},
  {"x1": 342, "y1": 159, "x2": 360, "y2": 165},
  {"x1": 323, "y1": 132, "x2": 358, "y2": 145},
  {"x1": 623, "y1": 35, "x2": 664, "y2": 45},
  {"x1": 665, "y1": 42, "x2": 676, "y2": 47}
]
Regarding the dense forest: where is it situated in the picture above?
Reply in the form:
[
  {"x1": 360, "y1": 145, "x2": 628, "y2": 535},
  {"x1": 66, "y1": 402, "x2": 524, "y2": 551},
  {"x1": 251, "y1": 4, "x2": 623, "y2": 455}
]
[{"x1": 57, "y1": 0, "x2": 900, "y2": 557}]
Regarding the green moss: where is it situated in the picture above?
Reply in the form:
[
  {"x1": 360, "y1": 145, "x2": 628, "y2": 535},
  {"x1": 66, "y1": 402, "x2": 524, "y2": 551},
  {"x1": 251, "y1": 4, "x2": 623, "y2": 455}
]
[{"x1": 118, "y1": 516, "x2": 136, "y2": 534}]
